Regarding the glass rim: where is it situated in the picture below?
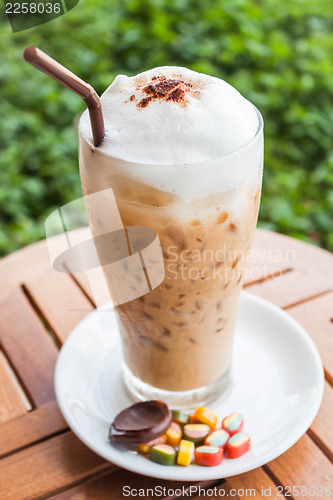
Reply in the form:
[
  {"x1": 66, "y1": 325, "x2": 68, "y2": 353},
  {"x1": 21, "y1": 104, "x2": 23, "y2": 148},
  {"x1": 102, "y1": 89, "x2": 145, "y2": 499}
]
[{"x1": 80, "y1": 102, "x2": 264, "y2": 170}]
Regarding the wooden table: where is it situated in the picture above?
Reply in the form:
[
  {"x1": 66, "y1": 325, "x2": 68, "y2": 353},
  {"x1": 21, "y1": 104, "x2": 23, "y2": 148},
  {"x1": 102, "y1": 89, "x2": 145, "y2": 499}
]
[{"x1": 0, "y1": 229, "x2": 332, "y2": 499}]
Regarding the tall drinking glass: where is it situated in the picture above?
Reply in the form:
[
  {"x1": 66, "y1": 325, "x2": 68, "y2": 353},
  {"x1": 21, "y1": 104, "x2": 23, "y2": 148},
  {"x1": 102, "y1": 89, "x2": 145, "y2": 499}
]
[{"x1": 79, "y1": 107, "x2": 263, "y2": 408}]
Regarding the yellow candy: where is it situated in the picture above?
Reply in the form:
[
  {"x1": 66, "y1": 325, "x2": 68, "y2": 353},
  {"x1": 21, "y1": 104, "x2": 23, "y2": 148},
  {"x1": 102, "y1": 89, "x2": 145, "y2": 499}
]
[
  {"x1": 177, "y1": 439, "x2": 194, "y2": 466},
  {"x1": 166, "y1": 422, "x2": 182, "y2": 447},
  {"x1": 190, "y1": 407, "x2": 218, "y2": 430}
]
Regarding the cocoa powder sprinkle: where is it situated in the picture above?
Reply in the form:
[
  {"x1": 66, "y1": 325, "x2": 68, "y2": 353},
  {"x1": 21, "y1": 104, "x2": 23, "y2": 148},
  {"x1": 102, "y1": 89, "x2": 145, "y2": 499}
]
[
  {"x1": 137, "y1": 96, "x2": 152, "y2": 108},
  {"x1": 136, "y1": 75, "x2": 194, "y2": 108}
]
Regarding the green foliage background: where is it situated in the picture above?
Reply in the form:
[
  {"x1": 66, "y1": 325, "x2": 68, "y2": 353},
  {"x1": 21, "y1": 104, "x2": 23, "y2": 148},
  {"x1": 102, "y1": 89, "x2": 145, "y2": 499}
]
[{"x1": 0, "y1": 0, "x2": 333, "y2": 255}]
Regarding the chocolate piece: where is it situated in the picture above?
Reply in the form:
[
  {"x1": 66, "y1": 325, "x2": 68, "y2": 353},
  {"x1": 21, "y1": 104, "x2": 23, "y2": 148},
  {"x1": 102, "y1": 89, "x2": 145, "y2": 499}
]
[{"x1": 109, "y1": 400, "x2": 172, "y2": 445}]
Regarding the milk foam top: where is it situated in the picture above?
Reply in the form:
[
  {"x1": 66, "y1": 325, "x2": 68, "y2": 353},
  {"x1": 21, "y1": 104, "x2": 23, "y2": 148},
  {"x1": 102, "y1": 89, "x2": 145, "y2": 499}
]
[
  {"x1": 79, "y1": 67, "x2": 263, "y2": 205},
  {"x1": 79, "y1": 66, "x2": 259, "y2": 164}
]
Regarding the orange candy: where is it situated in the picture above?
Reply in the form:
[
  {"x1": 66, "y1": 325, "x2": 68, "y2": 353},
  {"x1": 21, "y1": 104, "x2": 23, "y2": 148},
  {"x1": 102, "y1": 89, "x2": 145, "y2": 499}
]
[
  {"x1": 190, "y1": 407, "x2": 218, "y2": 430},
  {"x1": 137, "y1": 434, "x2": 167, "y2": 454},
  {"x1": 166, "y1": 422, "x2": 182, "y2": 447}
]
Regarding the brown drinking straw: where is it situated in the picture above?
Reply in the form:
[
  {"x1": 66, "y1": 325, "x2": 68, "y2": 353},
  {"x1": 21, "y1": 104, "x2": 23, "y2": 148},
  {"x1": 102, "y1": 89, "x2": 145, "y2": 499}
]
[{"x1": 23, "y1": 46, "x2": 105, "y2": 147}]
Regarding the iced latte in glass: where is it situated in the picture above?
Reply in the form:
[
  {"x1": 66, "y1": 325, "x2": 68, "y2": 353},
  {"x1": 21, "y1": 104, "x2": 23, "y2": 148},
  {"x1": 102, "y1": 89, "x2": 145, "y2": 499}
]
[{"x1": 79, "y1": 67, "x2": 263, "y2": 407}]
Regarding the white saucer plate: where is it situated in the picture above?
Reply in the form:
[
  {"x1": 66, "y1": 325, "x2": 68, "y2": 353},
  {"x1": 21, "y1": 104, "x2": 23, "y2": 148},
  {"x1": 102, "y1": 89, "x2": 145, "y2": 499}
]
[{"x1": 54, "y1": 291, "x2": 324, "y2": 481}]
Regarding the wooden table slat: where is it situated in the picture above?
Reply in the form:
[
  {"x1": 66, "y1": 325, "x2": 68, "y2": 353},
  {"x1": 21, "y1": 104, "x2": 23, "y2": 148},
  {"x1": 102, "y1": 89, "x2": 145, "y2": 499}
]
[
  {"x1": 245, "y1": 268, "x2": 331, "y2": 309},
  {"x1": 48, "y1": 468, "x2": 217, "y2": 500},
  {"x1": 265, "y1": 434, "x2": 333, "y2": 500},
  {"x1": 0, "y1": 351, "x2": 27, "y2": 423},
  {"x1": 308, "y1": 381, "x2": 333, "y2": 462},
  {"x1": 24, "y1": 268, "x2": 94, "y2": 345},
  {"x1": 65, "y1": 270, "x2": 96, "y2": 307},
  {"x1": 0, "y1": 402, "x2": 67, "y2": 458},
  {"x1": 192, "y1": 482, "x2": 242, "y2": 499},
  {"x1": 252, "y1": 230, "x2": 333, "y2": 281},
  {"x1": 225, "y1": 467, "x2": 284, "y2": 499},
  {"x1": 0, "y1": 432, "x2": 112, "y2": 500},
  {"x1": 287, "y1": 292, "x2": 333, "y2": 385},
  {"x1": 244, "y1": 241, "x2": 293, "y2": 287},
  {"x1": 0, "y1": 228, "x2": 90, "y2": 303},
  {"x1": 0, "y1": 228, "x2": 332, "y2": 499},
  {"x1": 0, "y1": 289, "x2": 58, "y2": 408}
]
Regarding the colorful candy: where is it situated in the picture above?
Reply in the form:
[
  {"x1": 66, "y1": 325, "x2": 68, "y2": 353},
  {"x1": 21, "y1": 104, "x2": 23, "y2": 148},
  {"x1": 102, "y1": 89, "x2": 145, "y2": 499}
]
[
  {"x1": 172, "y1": 410, "x2": 190, "y2": 426},
  {"x1": 137, "y1": 434, "x2": 167, "y2": 454},
  {"x1": 195, "y1": 445, "x2": 224, "y2": 466},
  {"x1": 177, "y1": 439, "x2": 195, "y2": 466},
  {"x1": 137, "y1": 443, "x2": 150, "y2": 454},
  {"x1": 226, "y1": 432, "x2": 250, "y2": 458},
  {"x1": 190, "y1": 407, "x2": 218, "y2": 430},
  {"x1": 222, "y1": 412, "x2": 244, "y2": 436},
  {"x1": 150, "y1": 444, "x2": 176, "y2": 466},
  {"x1": 112, "y1": 403, "x2": 251, "y2": 468},
  {"x1": 183, "y1": 424, "x2": 211, "y2": 445},
  {"x1": 204, "y1": 429, "x2": 230, "y2": 448},
  {"x1": 166, "y1": 422, "x2": 182, "y2": 447}
]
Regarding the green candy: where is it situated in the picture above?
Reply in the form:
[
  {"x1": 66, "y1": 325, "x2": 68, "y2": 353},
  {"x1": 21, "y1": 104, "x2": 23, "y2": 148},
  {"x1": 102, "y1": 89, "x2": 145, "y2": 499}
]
[
  {"x1": 172, "y1": 410, "x2": 190, "y2": 426},
  {"x1": 150, "y1": 444, "x2": 176, "y2": 466},
  {"x1": 183, "y1": 424, "x2": 211, "y2": 445}
]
